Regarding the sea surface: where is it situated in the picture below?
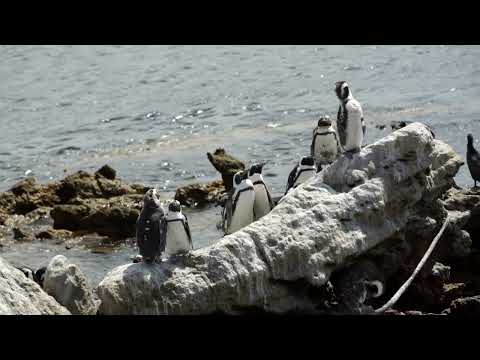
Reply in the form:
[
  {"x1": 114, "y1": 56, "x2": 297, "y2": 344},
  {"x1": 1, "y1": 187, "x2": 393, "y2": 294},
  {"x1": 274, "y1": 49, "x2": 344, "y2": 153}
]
[{"x1": 1, "y1": 45, "x2": 479, "y2": 286}]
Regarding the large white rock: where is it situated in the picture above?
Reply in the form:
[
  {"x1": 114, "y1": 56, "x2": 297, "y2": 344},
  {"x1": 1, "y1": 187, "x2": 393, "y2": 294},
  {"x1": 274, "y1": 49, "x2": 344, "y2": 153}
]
[
  {"x1": 44, "y1": 255, "x2": 97, "y2": 315},
  {"x1": 0, "y1": 257, "x2": 70, "y2": 315},
  {"x1": 97, "y1": 123, "x2": 463, "y2": 315}
]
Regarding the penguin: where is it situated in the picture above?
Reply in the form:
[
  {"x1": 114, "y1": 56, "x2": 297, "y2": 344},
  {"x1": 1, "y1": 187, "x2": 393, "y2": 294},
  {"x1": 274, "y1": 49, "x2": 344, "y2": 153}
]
[
  {"x1": 136, "y1": 188, "x2": 167, "y2": 263},
  {"x1": 164, "y1": 200, "x2": 193, "y2": 256},
  {"x1": 311, "y1": 115, "x2": 340, "y2": 167},
  {"x1": 16, "y1": 266, "x2": 35, "y2": 281},
  {"x1": 285, "y1": 156, "x2": 317, "y2": 195},
  {"x1": 34, "y1": 266, "x2": 46, "y2": 288},
  {"x1": 467, "y1": 133, "x2": 480, "y2": 188},
  {"x1": 248, "y1": 162, "x2": 275, "y2": 220},
  {"x1": 222, "y1": 170, "x2": 256, "y2": 235},
  {"x1": 335, "y1": 81, "x2": 365, "y2": 153},
  {"x1": 16, "y1": 266, "x2": 46, "y2": 288}
]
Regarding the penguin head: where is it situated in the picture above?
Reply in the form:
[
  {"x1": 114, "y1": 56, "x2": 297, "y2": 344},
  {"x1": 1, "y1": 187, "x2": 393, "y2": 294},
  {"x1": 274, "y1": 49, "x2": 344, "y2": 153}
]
[
  {"x1": 168, "y1": 200, "x2": 182, "y2": 213},
  {"x1": 143, "y1": 188, "x2": 161, "y2": 209},
  {"x1": 335, "y1": 81, "x2": 351, "y2": 101},
  {"x1": 317, "y1": 115, "x2": 332, "y2": 127},
  {"x1": 468, "y1": 133, "x2": 474, "y2": 145},
  {"x1": 248, "y1": 162, "x2": 265, "y2": 177},
  {"x1": 364, "y1": 280, "x2": 384, "y2": 299},
  {"x1": 233, "y1": 171, "x2": 243, "y2": 187},
  {"x1": 300, "y1": 156, "x2": 315, "y2": 167},
  {"x1": 233, "y1": 170, "x2": 248, "y2": 187},
  {"x1": 34, "y1": 267, "x2": 46, "y2": 288},
  {"x1": 18, "y1": 267, "x2": 34, "y2": 280}
]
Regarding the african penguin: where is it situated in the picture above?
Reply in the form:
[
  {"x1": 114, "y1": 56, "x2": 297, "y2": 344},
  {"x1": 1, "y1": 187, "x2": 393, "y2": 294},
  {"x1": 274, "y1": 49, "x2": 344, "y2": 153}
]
[
  {"x1": 136, "y1": 188, "x2": 167, "y2": 263},
  {"x1": 335, "y1": 81, "x2": 365, "y2": 153},
  {"x1": 285, "y1": 156, "x2": 317, "y2": 195},
  {"x1": 311, "y1": 115, "x2": 340, "y2": 167},
  {"x1": 248, "y1": 163, "x2": 275, "y2": 220},
  {"x1": 222, "y1": 170, "x2": 255, "y2": 235},
  {"x1": 164, "y1": 200, "x2": 193, "y2": 256},
  {"x1": 467, "y1": 133, "x2": 480, "y2": 188},
  {"x1": 16, "y1": 266, "x2": 46, "y2": 288}
]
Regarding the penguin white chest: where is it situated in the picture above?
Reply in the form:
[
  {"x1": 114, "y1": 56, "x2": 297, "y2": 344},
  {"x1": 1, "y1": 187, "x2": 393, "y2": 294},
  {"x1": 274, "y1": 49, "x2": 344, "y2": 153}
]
[
  {"x1": 344, "y1": 101, "x2": 364, "y2": 151},
  {"x1": 253, "y1": 183, "x2": 271, "y2": 220},
  {"x1": 294, "y1": 169, "x2": 315, "y2": 188},
  {"x1": 313, "y1": 132, "x2": 338, "y2": 164},
  {"x1": 227, "y1": 188, "x2": 255, "y2": 234},
  {"x1": 166, "y1": 221, "x2": 190, "y2": 255}
]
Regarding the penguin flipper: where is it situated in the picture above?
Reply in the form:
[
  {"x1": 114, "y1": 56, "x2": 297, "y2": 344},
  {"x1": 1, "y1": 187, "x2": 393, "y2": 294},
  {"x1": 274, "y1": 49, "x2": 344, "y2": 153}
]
[
  {"x1": 183, "y1": 214, "x2": 193, "y2": 249},
  {"x1": 159, "y1": 217, "x2": 167, "y2": 254},
  {"x1": 310, "y1": 131, "x2": 317, "y2": 158},
  {"x1": 285, "y1": 164, "x2": 298, "y2": 195},
  {"x1": 264, "y1": 183, "x2": 275, "y2": 210},
  {"x1": 223, "y1": 191, "x2": 234, "y2": 234}
]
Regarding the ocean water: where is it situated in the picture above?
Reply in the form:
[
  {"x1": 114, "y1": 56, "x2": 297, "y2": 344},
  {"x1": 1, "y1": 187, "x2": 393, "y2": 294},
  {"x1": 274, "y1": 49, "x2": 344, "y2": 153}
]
[{"x1": 1, "y1": 45, "x2": 479, "y2": 285}]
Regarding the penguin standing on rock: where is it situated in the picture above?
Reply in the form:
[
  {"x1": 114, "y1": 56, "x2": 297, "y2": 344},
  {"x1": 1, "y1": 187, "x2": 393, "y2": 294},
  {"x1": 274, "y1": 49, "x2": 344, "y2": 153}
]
[
  {"x1": 16, "y1": 266, "x2": 46, "y2": 287},
  {"x1": 285, "y1": 156, "x2": 317, "y2": 195},
  {"x1": 311, "y1": 115, "x2": 340, "y2": 167},
  {"x1": 136, "y1": 189, "x2": 167, "y2": 263},
  {"x1": 222, "y1": 170, "x2": 256, "y2": 235},
  {"x1": 467, "y1": 133, "x2": 480, "y2": 188},
  {"x1": 335, "y1": 81, "x2": 365, "y2": 153},
  {"x1": 164, "y1": 200, "x2": 193, "y2": 256},
  {"x1": 248, "y1": 163, "x2": 275, "y2": 220}
]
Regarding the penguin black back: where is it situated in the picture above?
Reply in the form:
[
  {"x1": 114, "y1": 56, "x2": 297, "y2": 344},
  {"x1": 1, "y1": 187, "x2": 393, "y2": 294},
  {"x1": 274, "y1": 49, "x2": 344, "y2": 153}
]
[
  {"x1": 467, "y1": 133, "x2": 480, "y2": 187},
  {"x1": 136, "y1": 189, "x2": 166, "y2": 262}
]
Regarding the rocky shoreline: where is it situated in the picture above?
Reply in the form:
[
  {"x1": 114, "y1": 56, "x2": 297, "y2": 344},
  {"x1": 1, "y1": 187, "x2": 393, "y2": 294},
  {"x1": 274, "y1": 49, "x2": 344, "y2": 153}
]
[{"x1": 1, "y1": 122, "x2": 480, "y2": 315}]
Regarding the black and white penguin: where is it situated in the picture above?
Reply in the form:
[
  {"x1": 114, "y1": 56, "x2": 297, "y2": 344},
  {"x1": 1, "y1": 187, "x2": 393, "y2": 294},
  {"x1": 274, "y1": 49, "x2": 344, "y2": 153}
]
[
  {"x1": 285, "y1": 156, "x2": 317, "y2": 195},
  {"x1": 248, "y1": 163, "x2": 275, "y2": 220},
  {"x1": 467, "y1": 133, "x2": 480, "y2": 188},
  {"x1": 335, "y1": 81, "x2": 365, "y2": 153},
  {"x1": 311, "y1": 115, "x2": 340, "y2": 167},
  {"x1": 34, "y1": 266, "x2": 46, "y2": 288},
  {"x1": 222, "y1": 170, "x2": 256, "y2": 235},
  {"x1": 16, "y1": 265, "x2": 46, "y2": 287},
  {"x1": 164, "y1": 200, "x2": 193, "y2": 256},
  {"x1": 136, "y1": 188, "x2": 167, "y2": 263}
]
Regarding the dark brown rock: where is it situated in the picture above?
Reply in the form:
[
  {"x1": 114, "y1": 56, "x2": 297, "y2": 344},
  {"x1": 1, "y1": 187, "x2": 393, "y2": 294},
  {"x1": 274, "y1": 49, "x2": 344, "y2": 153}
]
[
  {"x1": 51, "y1": 195, "x2": 143, "y2": 239},
  {"x1": 95, "y1": 165, "x2": 116, "y2": 180},
  {"x1": 207, "y1": 148, "x2": 245, "y2": 191},
  {"x1": 0, "y1": 209, "x2": 8, "y2": 225},
  {"x1": 13, "y1": 227, "x2": 34, "y2": 241},
  {"x1": 35, "y1": 228, "x2": 73, "y2": 240},
  {"x1": 450, "y1": 295, "x2": 480, "y2": 315},
  {"x1": 175, "y1": 180, "x2": 225, "y2": 208}
]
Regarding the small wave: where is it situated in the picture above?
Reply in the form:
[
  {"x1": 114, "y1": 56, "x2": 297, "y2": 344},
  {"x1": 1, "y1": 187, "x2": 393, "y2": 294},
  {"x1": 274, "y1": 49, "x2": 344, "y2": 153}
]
[{"x1": 56, "y1": 146, "x2": 81, "y2": 155}]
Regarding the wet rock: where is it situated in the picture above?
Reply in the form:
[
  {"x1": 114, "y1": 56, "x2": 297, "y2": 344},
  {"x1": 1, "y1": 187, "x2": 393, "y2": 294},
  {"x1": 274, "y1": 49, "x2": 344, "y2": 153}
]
[
  {"x1": 449, "y1": 295, "x2": 480, "y2": 316},
  {"x1": 443, "y1": 187, "x2": 480, "y2": 246},
  {"x1": 5, "y1": 177, "x2": 60, "y2": 215},
  {"x1": 35, "y1": 228, "x2": 73, "y2": 240},
  {"x1": 175, "y1": 180, "x2": 225, "y2": 208},
  {"x1": 51, "y1": 195, "x2": 142, "y2": 239},
  {"x1": 0, "y1": 256, "x2": 70, "y2": 315},
  {"x1": 43, "y1": 255, "x2": 97, "y2": 315},
  {"x1": 13, "y1": 226, "x2": 34, "y2": 241},
  {"x1": 95, "y1": 164, "x2": 116, "y2": 180},
  {"x1": 207, "y1": 148, "x2": 245, "y2": 191},
  {"x1": 56, "y1": 170, "x2": 133, "y2": 202},
  {"x1": 0, "y1": 209, "x2": 8, "y2": 225},
  {"x1": 97, "y1": 123, "x2": 463, "y2": 315}
]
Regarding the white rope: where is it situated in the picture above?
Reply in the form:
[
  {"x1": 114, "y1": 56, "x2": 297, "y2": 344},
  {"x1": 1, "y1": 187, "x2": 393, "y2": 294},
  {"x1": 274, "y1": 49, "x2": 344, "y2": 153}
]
[{"x1": 374, "y1": 214, "x2": 450, "y2": 314}]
